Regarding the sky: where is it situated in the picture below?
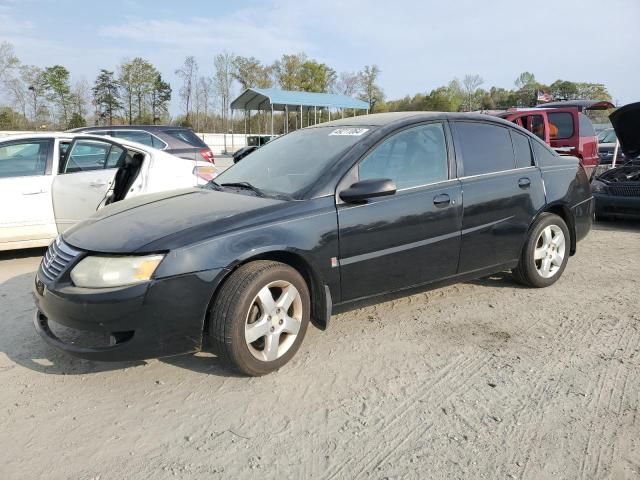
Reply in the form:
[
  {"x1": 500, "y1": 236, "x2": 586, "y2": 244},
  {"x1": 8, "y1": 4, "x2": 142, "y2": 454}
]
[{"x1": 1, "y1": 0, "x2": 638, "y2": 114}]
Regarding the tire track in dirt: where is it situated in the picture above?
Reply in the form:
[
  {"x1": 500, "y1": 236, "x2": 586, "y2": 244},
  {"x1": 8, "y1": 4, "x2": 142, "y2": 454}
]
[
  {"x1": 580, "y1": 325, "x2": 639, "y2": 480},
  {"x1": 492, "y1": 308, "x2": 593, "y2": 477},
  {"x1": 325, "y1": 352, "x2": 492, "y2": 479}
]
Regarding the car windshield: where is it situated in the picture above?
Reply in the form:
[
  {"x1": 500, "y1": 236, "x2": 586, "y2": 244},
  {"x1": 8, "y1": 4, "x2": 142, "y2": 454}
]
[
  {"x1": 597, "y1": 129, "x2": 617, "y2": 143},
  {"x1": 212, "y1": 126, "x2": 372, "y2": 198}
]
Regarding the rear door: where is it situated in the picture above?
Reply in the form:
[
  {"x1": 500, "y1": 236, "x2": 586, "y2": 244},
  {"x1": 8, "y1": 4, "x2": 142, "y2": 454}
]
[
  {"x1": 547, "y1": 108, "x2": 579, "y2": 157},
  {"x1": 451, "y1": 121, "x2": 546, "y2": 273},
  {"x1": 52, "y1": 138, "x2": 126, "y2": 232},
  {"x1": 0, "y1": 138, "x2": 56, "y2": 245},
  {"x1": 337, "y1": 122, "x2": 462, "y2": 301}
]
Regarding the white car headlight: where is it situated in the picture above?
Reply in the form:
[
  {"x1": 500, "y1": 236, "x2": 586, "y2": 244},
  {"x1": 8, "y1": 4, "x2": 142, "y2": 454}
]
[{"x1": 70, "y1": 255, "x2": 165, "y2": 288}]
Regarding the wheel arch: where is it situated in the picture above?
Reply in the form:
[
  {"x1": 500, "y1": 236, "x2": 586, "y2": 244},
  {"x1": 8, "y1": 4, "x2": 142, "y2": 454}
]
[
  {"x1": 202, "y1": 248, "x2": 330, "y2": 343},
  {"x1": 532, "y1": 203, "x2": 577, "y2": 255}
]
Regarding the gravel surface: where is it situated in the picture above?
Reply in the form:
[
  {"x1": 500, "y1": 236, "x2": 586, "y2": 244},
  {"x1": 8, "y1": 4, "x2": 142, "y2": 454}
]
[{"x1": 1, "y1": 220, "x2": 639, "y2": 479}]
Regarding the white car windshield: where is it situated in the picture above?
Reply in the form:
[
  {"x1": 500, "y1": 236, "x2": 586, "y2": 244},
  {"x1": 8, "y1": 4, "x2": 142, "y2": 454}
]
[{"x1": 213, "y1": 126, "x2": 372, "y2": 198}]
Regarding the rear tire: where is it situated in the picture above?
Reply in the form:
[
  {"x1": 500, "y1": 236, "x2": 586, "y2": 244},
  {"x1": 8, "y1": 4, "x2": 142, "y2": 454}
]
[
  {"x1": 512, "y1": 213, "x2": 570, "y2": 288},
  {"x1": 209, "y1": 260, "x2": 310, "y2": 376}
]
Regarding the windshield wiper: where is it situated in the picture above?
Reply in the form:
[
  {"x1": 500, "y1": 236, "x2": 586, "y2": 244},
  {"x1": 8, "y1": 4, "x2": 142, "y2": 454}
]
[
  {"x1": 220, "y1": 181, "x2": 265, "y2": 197},
  {"x1": 204, "y1": 180, "x2": 223, "y2": 191}
]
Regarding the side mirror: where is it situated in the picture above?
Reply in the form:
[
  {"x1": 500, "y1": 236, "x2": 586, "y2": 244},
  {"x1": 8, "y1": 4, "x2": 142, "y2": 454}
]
[{"x1": 339, "y1": 178, "x2": 396, "y2": 203}]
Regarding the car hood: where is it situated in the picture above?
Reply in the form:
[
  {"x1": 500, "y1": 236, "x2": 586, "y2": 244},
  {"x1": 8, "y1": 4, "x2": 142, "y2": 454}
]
[
  {"x1": 610, "y1": 102, "x2": 640, "y2": 159},
  {"x1": 63, "y1": 188, "x2": 287, "y2": 253}
]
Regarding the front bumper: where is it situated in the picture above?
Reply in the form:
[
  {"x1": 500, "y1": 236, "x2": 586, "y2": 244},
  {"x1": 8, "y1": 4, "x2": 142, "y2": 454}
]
[
  {"x1": 33, "y1": 267, "x2": 228, "y2": 362},
  {"x1": 594, "y1": 193, "x2": 640, "y2": 219}
]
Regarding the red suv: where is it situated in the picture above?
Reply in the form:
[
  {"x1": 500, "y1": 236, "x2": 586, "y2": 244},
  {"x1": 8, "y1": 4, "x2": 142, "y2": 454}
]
[{"x1": 496, "y1": 100, "x2": 613, "y2": 178}]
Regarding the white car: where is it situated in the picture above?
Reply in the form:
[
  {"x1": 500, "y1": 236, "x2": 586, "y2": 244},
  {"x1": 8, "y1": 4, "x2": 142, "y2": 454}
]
[{"x1": 0, "y1": 132, "x2": 217, "y2": 251}]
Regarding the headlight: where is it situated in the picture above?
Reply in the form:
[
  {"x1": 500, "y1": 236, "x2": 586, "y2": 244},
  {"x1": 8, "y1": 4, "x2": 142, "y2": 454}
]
[
  {"x1": 70, "y1": 255, "x2": 165, "y2": 288},
  {"x1": 590, "y1": 180, "x2": 607, "y2": 194}
]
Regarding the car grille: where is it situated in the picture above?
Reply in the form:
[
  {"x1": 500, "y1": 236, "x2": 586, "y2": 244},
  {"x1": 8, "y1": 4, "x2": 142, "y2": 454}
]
[
  {"x1": 608, "y1": 185, "x2": 640, "y2": 197},
  {"x1": 40, "y1": 238, "x2": 82, "y2": 282}
]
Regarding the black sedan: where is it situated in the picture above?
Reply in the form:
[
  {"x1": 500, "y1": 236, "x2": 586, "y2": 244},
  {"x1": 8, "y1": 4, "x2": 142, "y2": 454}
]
[
  {"x1": 33, "y1": 112, "x2": 593, "y2": 376},
  {"x1": 592, "y1": 102, "x2": 640, "y2": 219}
]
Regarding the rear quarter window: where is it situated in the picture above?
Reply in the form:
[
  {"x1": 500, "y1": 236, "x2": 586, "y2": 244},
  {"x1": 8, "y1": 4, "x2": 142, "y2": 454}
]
[
  {"x1": 511, "y1": 131, "x2": 534, "y2": 169},
  {"x1": 532, "y1": 140, "x2": 561, "y2": 167},
  {"x1": 163, "y1": 129, "x2": 206, "y2": 147},
  {"x1": 548, "y1": 112, "x2": 574, "y2": 139},
  {"x1": 578, "y1": 113, "x2": 596, "y2": 137}
]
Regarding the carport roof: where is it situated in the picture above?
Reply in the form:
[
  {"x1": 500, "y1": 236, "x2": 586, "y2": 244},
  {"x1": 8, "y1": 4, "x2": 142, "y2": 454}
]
[{"x1": 230, "y1": 87, "x2": 369, "y2": 112}]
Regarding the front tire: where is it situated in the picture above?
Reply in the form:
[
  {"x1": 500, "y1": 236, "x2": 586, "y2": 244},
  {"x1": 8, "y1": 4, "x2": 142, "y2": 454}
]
[
  {"x1": 209, "y1": 260, "x2": 310, "y2": 376},
  {"x1": 512, "y1": 213, "x2": 570, "y2": 288}
]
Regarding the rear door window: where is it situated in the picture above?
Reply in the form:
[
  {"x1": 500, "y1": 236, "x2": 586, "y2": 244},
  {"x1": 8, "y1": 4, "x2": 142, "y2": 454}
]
[
  {"x1": 511, "y1": 131, "x2": 534, "y2": 168},
  {"x1": 0, "y1": 140, "x2": 50, "y2": 178},
  {"x1": 455, "y1": 122, "x2": 516, "y2": 176},
  {"x1": 548, "y1": 112, "x2": 574, "y2": 139},
  {"x1": 112, "y1": 130, "x2": 154, "y2": 147},
  {"x1": 63, "y1": 140, "x2": 124, "y2": 173},
  {"x1": 163, "y1": 129, "x2": 206, "y2": 147}
]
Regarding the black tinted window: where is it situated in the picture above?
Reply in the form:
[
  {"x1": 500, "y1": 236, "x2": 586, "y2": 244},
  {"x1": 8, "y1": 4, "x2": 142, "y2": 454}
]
[
  {"x1": 578, "y1": 113, "x2": 596, "y2": 137},
  {"x1": 0, "y1": 140, "x2": 49, "y2": 178},
  {"x1": 164, "y1": 129, "x2": 206, "y2": 147},
  {"x1": 532, "y1": 140, "x2": 559, "y2": 167},
  {"x1": 358, "y1": 123, "x2": 449, "y2": 189},
  {"x1": 548, "y1": 112, "x2": 574, "y2": 139},
  {"x1": 511, "y1": 131, "x2": 534, "y2": 168},
  {"x1": 455, "y1": 122, "x2": 515, "y2": 176},
  {"x1": 112, "y1": 130, "x2": 154, "y2": 147}
]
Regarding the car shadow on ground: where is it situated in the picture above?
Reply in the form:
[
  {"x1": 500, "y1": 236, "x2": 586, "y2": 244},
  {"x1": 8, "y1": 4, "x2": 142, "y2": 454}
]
[
  {"x1": 468, "y1": 271, "x2": 529, "y2": 289},
  {"x1": 0, "y1": 270, "x2": 240, "y2": 378}
]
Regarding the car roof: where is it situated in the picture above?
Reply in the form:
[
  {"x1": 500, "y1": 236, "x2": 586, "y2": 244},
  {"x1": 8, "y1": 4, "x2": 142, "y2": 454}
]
[
  {"x1": 0, "y1": 132, "x2": 157, "y2": 153},
  {"x1": 68, "y1": 125, "x2": 189, "y2": 132},
  {"x1": 317, "y1": 111, "x2": 515, "y2": 128}
]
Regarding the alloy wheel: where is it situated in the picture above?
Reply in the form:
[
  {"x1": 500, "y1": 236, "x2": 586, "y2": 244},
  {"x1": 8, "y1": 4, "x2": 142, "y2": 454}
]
[
  {"x1": 534, "y1": 225, "x2": 566, "y2": 279},
  {"x1": 244, "y1": 280, "x2": 303, "y2": 362}
]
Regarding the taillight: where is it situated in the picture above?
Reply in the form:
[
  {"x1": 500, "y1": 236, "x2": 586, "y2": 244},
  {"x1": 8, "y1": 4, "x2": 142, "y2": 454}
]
[
  {"x1": 193, "y1": 165, "x2": 218, "y2": 182},
  {"x1": 199, "y1": 148, "x2": 215, "y2": 164}
]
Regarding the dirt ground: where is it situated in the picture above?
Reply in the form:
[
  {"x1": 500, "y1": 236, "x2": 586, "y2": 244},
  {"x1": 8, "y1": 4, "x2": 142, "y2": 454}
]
[{"x1": 1, "y1": 220, "x2": 639, "y2": 480}]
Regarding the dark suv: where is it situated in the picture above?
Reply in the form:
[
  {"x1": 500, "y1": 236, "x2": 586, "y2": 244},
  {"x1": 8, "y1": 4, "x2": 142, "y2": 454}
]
[{"x1": 69, "y1": 125, "x2": 215, "y2": 163}]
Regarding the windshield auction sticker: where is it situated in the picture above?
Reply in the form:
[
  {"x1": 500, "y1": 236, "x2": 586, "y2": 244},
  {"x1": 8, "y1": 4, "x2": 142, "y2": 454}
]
[{"x1": 329, "y1": 128, "x2": 369, "y2": 136}]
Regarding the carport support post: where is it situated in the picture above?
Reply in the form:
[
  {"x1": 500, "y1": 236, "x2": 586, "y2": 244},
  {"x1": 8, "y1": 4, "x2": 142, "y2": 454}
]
[
  {"x1": 314, "y1": 106, "x2": 317, "y2": 125},
  {"x1": 341, "y1": 108, "x2": 344, "y2": 119},
  {"x1": 270, "y1": 104, "x2": 274, "y2": 136},
  {"x1": 231, "y1": 109, "x2": 234, "y2": 153},
  {"x1": 244, "y1": 109, "x2": 248, "y2": 144},
  {"x1": 300, "y1": 105, "x2": 302, "y2": 130},
  {"x1": 285, "y1": 105, "x2": 288, "y2": 133}
]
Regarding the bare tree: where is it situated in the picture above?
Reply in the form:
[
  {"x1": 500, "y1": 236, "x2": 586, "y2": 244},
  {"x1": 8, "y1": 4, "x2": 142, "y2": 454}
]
[
  {"x1": 175, "y1": 56, "x2": 198, "y2": 125},
  {"x1": 462, "y1": 74, "x2": 484, "y2": 111},
  {"x1": 196, "y1": 76, "x2": 213, "y2": 132},
  {"x1": 360, "y1": 65, "x2": 384, "y2": 112},
  {"x1": 214, "y1": 51, "x2": 234, "y2": 150},
  {"x1": 335, "y1": 71, "x2": 362, "y2": 96}
]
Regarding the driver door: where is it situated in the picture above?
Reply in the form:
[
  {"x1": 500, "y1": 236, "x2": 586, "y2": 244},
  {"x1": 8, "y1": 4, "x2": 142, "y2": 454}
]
[{"x1": 52, "y1": 138, "x2": 125, "y2": 232}]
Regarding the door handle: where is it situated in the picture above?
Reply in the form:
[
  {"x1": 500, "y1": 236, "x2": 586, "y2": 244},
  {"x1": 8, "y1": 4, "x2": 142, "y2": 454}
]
[
  {"x1": 89, "y1": 181, "x2": 108, "y2": 188},
  {"x1": 518, "y1": 177, "x2": 531, "y2": 189},
  {"x1": 433, "y1": 193, "x2": 451, "y2": 207}
]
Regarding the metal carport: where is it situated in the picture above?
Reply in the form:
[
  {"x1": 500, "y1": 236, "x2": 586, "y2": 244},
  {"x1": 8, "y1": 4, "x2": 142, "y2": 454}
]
[{"x1": 230, "y1": 87, "x2": 370, "y2": 137}]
